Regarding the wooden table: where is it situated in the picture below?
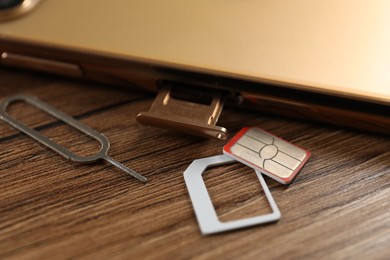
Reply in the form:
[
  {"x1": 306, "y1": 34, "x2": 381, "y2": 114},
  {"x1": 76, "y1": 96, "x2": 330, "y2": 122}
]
[{"x1": 0, "y1": 68, "x2": 389, "y2": 259}]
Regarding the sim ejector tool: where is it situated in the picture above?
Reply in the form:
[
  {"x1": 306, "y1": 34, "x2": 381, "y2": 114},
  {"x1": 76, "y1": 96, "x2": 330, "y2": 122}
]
[{"x1": 0, "y1": 95, "x2": 147, "y2": 183}]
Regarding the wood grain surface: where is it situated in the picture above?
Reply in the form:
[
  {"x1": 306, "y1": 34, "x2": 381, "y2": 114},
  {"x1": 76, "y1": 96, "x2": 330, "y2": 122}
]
[{"x1": 0, "y1": 68, "x2": 389, "y2": 259}]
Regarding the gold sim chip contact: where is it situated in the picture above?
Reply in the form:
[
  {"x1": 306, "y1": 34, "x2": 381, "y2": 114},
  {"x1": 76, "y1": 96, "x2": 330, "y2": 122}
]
[{"x1": 223, "y1": 127, "x2": 311, "y2": 184}]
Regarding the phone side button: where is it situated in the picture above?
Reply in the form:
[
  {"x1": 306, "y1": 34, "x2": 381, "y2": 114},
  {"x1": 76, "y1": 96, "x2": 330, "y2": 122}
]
[{"x1": 1, "y1": 52, "x2": 82, "y2": 77}]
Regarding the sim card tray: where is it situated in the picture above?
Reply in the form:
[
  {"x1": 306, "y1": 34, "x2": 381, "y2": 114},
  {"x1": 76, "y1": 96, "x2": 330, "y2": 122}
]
[{"x1": 137, "y1": 87, "x2": 228, "y2": 140}]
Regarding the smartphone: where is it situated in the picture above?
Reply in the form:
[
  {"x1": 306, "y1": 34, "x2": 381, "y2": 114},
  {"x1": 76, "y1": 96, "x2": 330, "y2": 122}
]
[{"x1": 0, "y1": 0, "x2": 389, "y2": 135}]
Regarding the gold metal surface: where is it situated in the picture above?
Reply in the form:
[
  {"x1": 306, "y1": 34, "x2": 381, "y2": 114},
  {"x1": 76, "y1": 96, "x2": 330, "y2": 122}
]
[
  {"x1": 0, "y1": 0, "x2": 389, "y2": 104},
  {"x1": 137, "y1": 87, "x2": 227, "y2": 140},
  {"x1": 1, "y1": 52, "x2": 82, "y2": 77},
  {"x1": 0, "y1": 1, "x2": 389, "y2": 136}
]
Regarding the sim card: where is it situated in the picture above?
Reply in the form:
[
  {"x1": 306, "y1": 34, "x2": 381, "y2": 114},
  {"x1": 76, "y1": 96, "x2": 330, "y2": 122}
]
[{"x1": 223, "y1": 127, "x2": 310, "y2": 184}]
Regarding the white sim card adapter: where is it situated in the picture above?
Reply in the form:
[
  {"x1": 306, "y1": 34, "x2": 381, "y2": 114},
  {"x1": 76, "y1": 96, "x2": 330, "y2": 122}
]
[
  {"x1": 184, "y1": 154, "x2": 281, "y2": 235},
  {"x1": 223, "y1": 127, "x2": 311, "y2": 184}
]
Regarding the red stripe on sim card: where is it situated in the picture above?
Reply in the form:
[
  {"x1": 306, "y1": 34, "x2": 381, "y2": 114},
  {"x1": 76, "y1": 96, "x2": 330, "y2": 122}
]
[{"x1": 223, "y1": 127, "x2": 311, "y2": 184}]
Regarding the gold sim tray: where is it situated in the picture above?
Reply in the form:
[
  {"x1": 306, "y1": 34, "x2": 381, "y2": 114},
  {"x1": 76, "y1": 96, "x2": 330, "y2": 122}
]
[{"x1": 137, "y1": 86, "x2": 228, "y2": 140}]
